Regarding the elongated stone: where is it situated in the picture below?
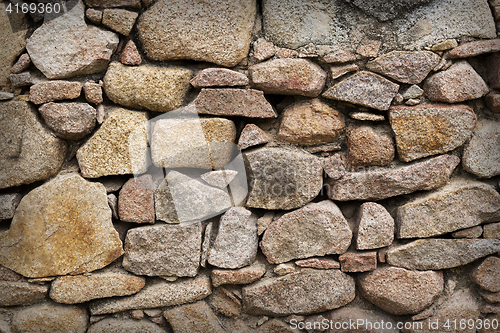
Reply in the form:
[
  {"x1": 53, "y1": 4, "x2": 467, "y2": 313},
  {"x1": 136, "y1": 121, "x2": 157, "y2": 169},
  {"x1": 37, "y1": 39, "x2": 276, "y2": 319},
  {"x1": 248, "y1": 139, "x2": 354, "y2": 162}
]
[
  {"x1": 38, "y1": 102, "x2": 97, "y2": 140},
  {"x1": 0, "y1": 280, "x2": 48, "y2": 306},
  {"x1": 190, "y1": 68, "x2": 249, "y2": 88},
  {"x1": 447, "y1": 39, "x2": 500, "y2": 58},
  {"x1": 29, "y1": 81, "x2": 82, "y2": 104},
  {"x1": 212, "y1": 265, "x2": 266, "y2": 287}
]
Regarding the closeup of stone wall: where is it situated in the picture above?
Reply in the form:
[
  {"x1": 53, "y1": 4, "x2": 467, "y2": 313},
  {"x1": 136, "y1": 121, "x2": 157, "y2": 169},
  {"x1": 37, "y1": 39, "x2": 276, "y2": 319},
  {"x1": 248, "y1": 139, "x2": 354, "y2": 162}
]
[{"x1": 1, "y1": 0, "x2": 500, "y2": 332}]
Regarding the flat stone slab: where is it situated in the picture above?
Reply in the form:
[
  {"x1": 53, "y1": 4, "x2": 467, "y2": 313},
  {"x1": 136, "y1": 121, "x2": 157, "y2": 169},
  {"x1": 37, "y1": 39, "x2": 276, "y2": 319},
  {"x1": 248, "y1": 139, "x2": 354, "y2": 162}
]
[
  {"x1": 0, "y1": 280, "x2": 48, "y2": 307},
  {"x1": 447, "y1": 39, "x2": 500, "y2": 58},
  {"x1": 29, "y1": 81, "x2": 81, "y2": 104},
  {"x1": 463, "y1": 119, "x2": 500, "y2": 178},
  {"x1": 190, "y1": 68, "x2": 249, "y2": 88},
  {"x1": 212, "y1": 265, "x2": 266, "y2": 287}
]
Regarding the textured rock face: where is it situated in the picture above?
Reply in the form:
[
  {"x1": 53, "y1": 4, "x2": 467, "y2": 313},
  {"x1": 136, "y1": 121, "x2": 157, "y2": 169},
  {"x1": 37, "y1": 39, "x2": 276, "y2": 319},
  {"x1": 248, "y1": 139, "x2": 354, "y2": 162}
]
[
  {"x1": 244, "y1": 148, "x2": 323, "y2": 210},
  {"x1": 447, "y1": 39, "x2": 500, "y2": 58},
  {"x1": 38, "y1": 102, "x2": 97, "y2": 140},
  {"x1": 358, "y1": 267, "x2": 444, "y2": 315},
  {"x1": 396, "y1": 180, "x2": 500, "y2": 238},
  {"x1": 389, "y1": 104, "x2": 476, "y2": 162},
  {"x1": 260, "y1": 200, "x2": 352, "y2": 264},
  {"x1": 212, "y1": 265, "x2": 266, "y2": 287},
  {"x1": 346, "y1": 0, "x2": 430, "y2": 21},
  {"x1": 29, "y1": 81, "x2": 82, "y2": 104},
  {"x1": 0, "y1": 193, "x2": 22, "y2": 220},
  {"x1": 0, "y1": 101, "x2": 67, "y2": 189},
  {"x1": 104, "y1": 62, "x2": 192, "y2": 112},
  {"x1": 0, "y1": 174, "x2": 123, "y2": 278},
  {"x1": 356, "y1": 202, "x2": 394, "y2": 250},
  {"x1": 102, "y1": 9, "x2": 138, "y2": 36},
  {"x1": 190, "y1": 68, "x2": 249, "y2": 88},
  {"x1": 119, "y1": 40, "x2": 141, "y2": 65},
  {"x1": 471, "y1": 257, "x2": 500, "y2": 292},
  {"x1": 137, "y1": 0, "x2": 256, "y2": 67},
  {"x1": 164, "y1": 301, "x2": 226, "y2": 333},
  {"x1": 238, "y1": 124, "x2": 269, "y2": 150},
  {"x1": 242, "y1": 269, "x2": 355, "y2": 316},
  {"x1": 463, "y1": 120, "x2": 500, "y2": 178},
  {"x1": 88, "y1": 318, "x2": 166, "y2": 333},
  {"x1": 339, "y1": 252, "x2": 377, "y2": 273},
  {"x1": 118, "y1": 175, "x2": 155, "y2": 223},
  {"x1": 346, "y1": 125, "x2": 394, "y2": 167},
  {"x1": 0, "y1": 280, "x2": 48, "y2": 306}
]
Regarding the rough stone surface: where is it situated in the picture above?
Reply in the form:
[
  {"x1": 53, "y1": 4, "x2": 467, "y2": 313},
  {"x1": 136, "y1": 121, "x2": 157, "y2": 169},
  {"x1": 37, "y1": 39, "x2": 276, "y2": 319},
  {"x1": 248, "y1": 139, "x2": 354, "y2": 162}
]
[
  {"x1": 346, "y1": 125, "x2": 394, "y2": 167},
  {"x1": 484, "y1": 222, "x2": 500, "y2": 239},
  {"x1": 463, "y1": 120, "x2": 500, "y2": 178},
  {"x1": 452, "y1": 226, "x2": 483, "y2": 238},
  {"x1": 480, "y1": 289, "x2": 500, "y2": 303},
  {"x1": 277, "y1": 99, "x2": 344, "y2": 145},
  {"x1": 242, "y1": 269, "x2": 355, "y2": 316},
  {"x1": 0, "y1": 193, "x2": 22, "y2": 220},
  {"x1": 258, "y1": 319, "x2": 298, "y2": 333},
  {"x1": 487, "y1": 52, "x2": 500, "y2": 89},
  {"x1": 356, "y1": 202, "x2": 394, "y2": 250},
  {"x1": 274, "y1": 263, "x2": 296, "y2": 276},
  {"x1": 327, "y1": 308, "x2": 399, "y2": 333},
  {"x1": 0, "y1": 280, "x2": 48, "y2": 306},
  {"x1": 201, "y1": 170, "x2": 238, "y2": 189},
  {"x1": 118, "y1": 175, "x2": 155, "y2": 223},
  {"x1": 29, "y1": 80, "x2": 82, "y2": 104},
  {"x1": 154, "y1": 178, "x2": 179, "y2": 224},
  {"x1": 83, "y1": 81, "x2": 103, "y2": 104},
  {"x1": 76, "y1": 108, "x2": 148, "y2": 178},
  {"x1": 329, "y1": 63, "x2": 358, "y2": 80},
  {"x1": 471, "y1": 257, "x2": 500, "y2": 292},
  {"x1": 261, "y1": 201, "x2": 351, "y2": 264},
  {"x1": 9, "y1": 72, "x2": 33, "y2": 87},
  {"x1": 38, "y1": 102, "x2": 97, "y2": 140},
  {"x1": 322, "y1": 71, "x2": 399, "y2": 111},
  {"x1": 104, "y1": 62, "x2": 192, "y2": 112},
  {"x1": 87, "y1": 318, "x2": 165, "y2": 333},
  {"x1": 119, "y1": 40, "x2": 141, "y2": 66},
  {"x1": 0, "y1": 92, "x2": 14, "y2": 100},
  {"x1": 86, "y1": 8, "x2": 103, "y2": 24},
  {"x1": 326, "y1": 154, "x2": 459, "y2": 201},
  {"x1": 339, "y1": 252, "x2": 377, "y2": 272},
  {"x1": 386, "y1": 239, "x2": 500, "y2": 270},
  {"x1": 194, "y1": 88, "x2": 277, "y2": 118},
  {"x1": 447, "y1": 39, "x2": 500, "y2": 58},
  {"x1": 322, "y1": 47, "x2": 357, "y2": 63},
  {"x1": 366, "y1": 51, "x2": 440, "y2": 84},
  {"x1": 323, "y1": 154, "x2": 346, "y2": 180},
  {"x1": 396, "y1": 179, "x2": 500, "y2": 238},
  {"x1": 208, "y1": 207, "x2": 258, "y2": 269},
  {"x1": 164, "y1": 301, "x2": 226, "y2": 333},
  {"x1": 257, "y1": 211, "x2": 274, "y2": 236},
  {"x1": 431, "y1": 39, "x2": 458, "y2": 51},
  {"x1": 90, "y1": 274, "x2": 211, "y2": 315},
  {"x1": 50, "y1": 271, "x2": 146, "y2": 304},
  {"x1": 295, "y1": 258, "x2": 340, "y2": 269},
  {"x1": 402, "y1": 85, "x2": 424, "y2": 100},
  {"x1": 0, "y1": 174, "x2": 123, "y2": 278},
  {"x1": 190, "y1": 68, "x2": 249, "y2": 88},
  {"x1": 122, "y1": 223, "x2": 202, "y2": 277},
  {"x1": 424, "y1": 61, "x2": 489, "y2": 103},
  {"x1": 254, "y1": 41, "x2": 276, "y2": 61},
  {"x1": 212, "y1": 265, "x2": 266, "y2": 287},
  {"x1": 102, "y1": 9, "x2": 138, "y2": 36},
  {"x1": 485, "y1": 94, "x2": 500, "y2": 113},
  {"x1": 389, "y1": 104, "x2": 476, "y2": 162},
  {"x1": 245, "y1": 148, "x2": 323, "y2": 210},
  {"x1": 249, "y1": 59, "x2": 327, "y2": 97},
  {"x1": 137, "y1": 0, "x2": 256, "y2": 67},
  {"x1": 346, "y1": 0, "x2": 430, "y2": 21},
  {"x1": 11, "y1": 53, "x2": 31, "y2": 74},
  {"x1": 238, "y1": 124, "x2": 269, "y2": 150}
]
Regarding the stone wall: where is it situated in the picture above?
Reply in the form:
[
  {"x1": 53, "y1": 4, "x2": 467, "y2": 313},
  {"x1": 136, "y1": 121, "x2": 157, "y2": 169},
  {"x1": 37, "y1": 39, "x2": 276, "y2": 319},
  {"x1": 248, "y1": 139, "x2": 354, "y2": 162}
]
[{"x1": 1, "y1": 0, "x2": 500, "y2": 332}]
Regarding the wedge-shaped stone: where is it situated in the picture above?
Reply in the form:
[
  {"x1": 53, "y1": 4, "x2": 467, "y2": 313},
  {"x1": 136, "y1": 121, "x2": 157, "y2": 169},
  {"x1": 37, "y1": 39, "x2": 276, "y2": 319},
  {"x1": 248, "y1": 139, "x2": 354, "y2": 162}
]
[
  {"x1": 201, "y1": 170, "x2": 238, "y2": 189},
  {"x1": 164, "y1": 301, "x2": 226, "y2": 333},
  {"x1": 88, "y1": 318, "x2": 166, "y2": 333},
  {"x1": 386, "y1": 239, "x2": 500, "y2": 270},
  {"x1": 238, "y1": 124, "x2": 269, "y2": 150},
  {"x1": 261, "y1": 200, "x2": 352, "y2": 264},
  {"x1": 0, "y1": 280, "x2": 48, "y2": 306},
  {"x1": 242, "y1": 269, "x2": 355, "y2": 316},
  {"x1": 471, "y1": 257, "x2": 500, "y2": 293},
  {"x1": 397, "y1": 180, "x2": 500, "y2": 238},
  {"x1": 326, "y1": 154, "x2": 459, "y2": 201},
  {"x1": 0, "y1": 174, "x2": 123, "y2": 278}
]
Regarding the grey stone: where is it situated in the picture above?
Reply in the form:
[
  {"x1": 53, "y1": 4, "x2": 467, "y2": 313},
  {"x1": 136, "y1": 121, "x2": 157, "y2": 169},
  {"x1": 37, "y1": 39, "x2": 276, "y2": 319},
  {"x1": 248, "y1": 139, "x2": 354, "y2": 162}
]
[
  {"x1": 345, "y1": 0, "x2": 429, "y2": 21},
  {"x1": 201, "y1": 170, "x2": 238, "y2": 189},
  {"x1": 84, "y1": 0, "x2": 141, "y2": 8},
  {"x1": 452, "y1": 226, "x2": 483, "y2": 239},
  {"x1": 0, "y1": 280, "x2": 48, "y2": 306},
  {"x1": 346, "y1": 124, "x2": 395, "y2": 167},
  {"x1": 484, "y1": 222, "x2": 500, "y2": 239},
  {"x1": 463, "y1": 119, "x2": 500, "y2": 178},
  {"x1": 402, "y1": 85, "x2": 424, "y2": 99},
  {"x1": 261, "y1": 200, "x2": 352, "y2": 264},
  {"x1": 356, "y1": 202, "x2": 394, "y2": 250},
  {"x1": 200, "y1": 222, "x2": 213, "y2": 268},
  {"x1": 86, "y1": 8, "x2": 102, "y2": 24},
  {"x1": 323, "y1": 153, "x2": 346, "y2": 180},
  {"x1": 88, "y1": 318, "x2": 166, "y2": 333},
  {"x1": 0, "y1": 92, "x2": 14, "y2": 100},
  {"x1": 0, "y1": 193, "x2": 22, "y2": 220},
  {"x1": 190, "y1": 68, "x2": 249, "y2": 88},
  {"x1": 9, "y1": 72, "x2": 32, "y2": 87},
  {"x1": 38, "y1": 102, "x2": 97, "y2": 140},
  {"x1": 238, "y1": 124, "x2": 269, "y2": 150},
  {"x1": 257, "y1": 211, "x2": 274, "y2": 235},
  {"x1": 102, "y1": 9, "x2": 138, "y2": 36},
  {"x1": 164, "y1": 301, "x2": 227, "y2": 333}
]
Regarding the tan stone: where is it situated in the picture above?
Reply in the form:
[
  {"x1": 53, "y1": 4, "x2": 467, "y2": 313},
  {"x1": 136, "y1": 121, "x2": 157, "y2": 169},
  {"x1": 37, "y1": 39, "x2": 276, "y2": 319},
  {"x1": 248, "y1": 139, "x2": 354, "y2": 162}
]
[
  {"x1": 12, "y1": 303, "x2": 88, "y2": 333},
  {"x1": 102, "y1": 9, "x2": 138, "y2": 36},
  {"x1": 83, "y1": 81, "x2": 103, "y2": 104},
  {"x1": 212, "y1": 264, "x2": 266, "y2": 287},
  {"x1": 190, "y1": 68, "x2": 249, "y2": 88},
  {"x1": 471, "y1": 257, "x2": 500, "y2": 292},
  {"x1": 346, "y1": 125, "x2": 394, "y2": 167},
  {"x1": 484, "y1": 222, "x2": 500, "y2": 239},
  {"x1": 295, "y1": 258, "x2": 340, "y2": 269},
  {"x1": 164, "y1": 301, "x2": 226, "y2": 333},
  {"x1": 208, "y1": 287, "x2": 242, "y2": 318},
  {"x1": 0, "y1": 280, "x2": 48, "y2": 306},
  {"x1": 88, "y1": 318, "x2": 165, "y2": 333}
]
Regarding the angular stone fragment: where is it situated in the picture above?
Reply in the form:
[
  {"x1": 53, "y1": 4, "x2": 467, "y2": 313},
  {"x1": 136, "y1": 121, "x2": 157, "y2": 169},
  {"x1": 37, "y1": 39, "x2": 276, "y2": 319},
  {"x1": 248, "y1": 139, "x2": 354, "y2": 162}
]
[
  {"x1": 423, "y1": 61, "x2": 489, "y2": 103},
  {"x1": 245, "y1": 148, "x2": 323, "y2": 210},
  {"x1": 277, "y1": 99, "x2": 344, "y2": 145},
  {"x1": 208, "y1": 207, "x2": 258, "y2": 269},
  {"x1": 274, "y1": 263, "x2": 296, "y2": 276},
  {"x1": 190, "y1": 68, "x2": 249, "y2": 88},
  {"x1": 123, "y1": 223, "x2": 202, "y2": 277},
  {"x1": 138, "y1": 0, "x2": 256, "y2": 67},
  {"x1": 9, "y1": 72, "x2": 33, "y2": 87},
  {"x1": 50, "y1": 271, "x2": 146, "y2": 304},
  {"x1": 212, "y1": 264, "x2": 266, "y2": 287},
  {"x1": 86, "y1": 8, "x2": 102, "y2": 24},
  {"x1": 257, "y1": 319, "x2": 297, "y2": 333},
  {"x1": 88, "y1": 318, "x2": 165, "y2": 333},
  {"x1": 257, "y1": 211, "x2": 274, "y2": 235},
  {"x1": 463, "y1": 120, "x2": 500, "y2": 178},
  {"x1": 102, "y1": 9, "x2": 138, "y2": 36},
  {"x1": 249, "y1": 59, "x2": 327, "y2": 97},
  {"x1": 471, "y1": 257, "x2": 500, "y2": 292},
  {"x1": 154, "y1": 179, "x2": 178, "y2": 224},
  {"x1": 11, "y1": 53, "x2": 31, "y2": 74},
  {"x1": 452, "y1": 226, "x2": 483, "y2": 239},
  {"x1": 254, "y1": 41, "x2": 276, "y2": 61},
  {"x1": 323, "y1": 154, "x2": 346, "y2": 180},
  {"x1": 194, "y1": 88, "x2": 277, "y2": 118},
  {"x1": 29, "y1": 81, "x2": 82, "y2": 104},
  {"x1": 326, "y1": 154, "x2": 459, "y2": 201},
  {"x1": 358, "y1": 267, "x2": 443, "y2": 315},
  {"x1": 164, "y1": 301, "x2": 226, "y2": 333},
  {"x1": 330, "y1": 63, "x2": 358, "y2": 79},
  {"x1": 90, "y1": 274, "x2": 211, "y2": 315},
  {"x1": 356, "y1": 202, "x2": 394, "y2": 250},
  {"x1": 238, "y1": 124, "x2": 269, "y2": 150},
  {"x1": 39, "y1": 102, "x2": 97, "y2": 140},
  {"x1": 119, "y1": 40, "x2": 141, "y2": 66},
  {"x1": 0, "y1": 193, "x2": 22, "y2": 220},
  {"x1": 0, "y1": 280, "x2": 48, "y2": 306},
  {"x1": 12, "y1": 303, "x2": 88, "y2": 333},
  {"x1": 201, "y1": 170, "x2": 238, "y2": 189},
  {"x1": 261, "y1": 201, "x2": 352, "y2": 264},
  {"x1": 76, "y1": 108, "x2": 148, "y2": 178},
  {"x1": 431, "y1": 39, "x2": 458, "y2": 51},
  {"x1": 322, "y1": 71, "x2": 399, "y2": 111},
  {"x1": 242, "y1": 269, "x2": 355, "y2": 316},
  {"x1": 402, "y1": 85, "x2": 424, "y2": 99},
  {"x1": 209, "y1": 288, "x2": 242, "y2": 318},
  {"x1": 484, "y1": 222, "x2": 500, "y2": 239},
  {"x1": 295, "y1": 258, "x2": 340, "y2": 269},
  {"x1": 327, "y1": 308, "x2": 399, "y2": 333},
  {"x1": 83, "y1": 81, "x2": 103, "y2": 104},
  {"x1": 0, "y1": 92, "x2": 14, "y2": 100},
  {"x1": 104, "y1": 62, "x2": 192, "y2": 112},
  {"x1": 447, "y1": 39, "x2": 500, "y2": 58},
  {"x1": 118, "y1": 175, "x2": 154, "y2": 223},
  {"x1": 339, "y1": 252, "x2": 377, "y2": 273},
  {"x1": 0, "y1": 174, "x2": 123, "y2": 278},
  {"x1": 396, "y1": 179, "x2": 500, "y2": 238},
  {"x1": 346, "y1": 125, "x2": 394, "y2": 167},
  {"x1": 386, "y1": 239, "x2": 500, "y2": 270}
]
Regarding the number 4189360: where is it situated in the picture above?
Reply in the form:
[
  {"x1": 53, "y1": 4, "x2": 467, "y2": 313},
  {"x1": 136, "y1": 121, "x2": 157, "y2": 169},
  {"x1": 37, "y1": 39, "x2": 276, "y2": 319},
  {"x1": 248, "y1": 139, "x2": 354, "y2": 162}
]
[{"x1": 5, "y1": 2, "x2": 61, "y2": 14}]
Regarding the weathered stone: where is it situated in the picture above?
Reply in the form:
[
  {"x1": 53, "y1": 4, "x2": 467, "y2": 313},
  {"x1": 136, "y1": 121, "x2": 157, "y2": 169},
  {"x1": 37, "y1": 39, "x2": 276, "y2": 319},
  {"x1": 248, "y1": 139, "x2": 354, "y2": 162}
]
[
  {"x1": 245, "y1": 148, "x2": 323, "y2": 210},
  {"x1": 358, "y1": 267, "x2": 443, "y2": 315},
  {"x1": 119, "y1": 40, "x2": 141, "y2": 66},
  {"x1": 295, "y1": 258, "x2": 340, "y2": 269},
  {"x1": 50, "y1": 271, "x2": 146, "y2": 304},
  {"x1": 200, "y1": 222, "x2": 213, "y2": 268},
  {"x1": 242, "y1": 269, "x2": 355, "y2": 316},
  {"x1": 0, "y1": 280, "x2": 48, "y2": 306},
  {"x1": 322, "y1": 47, "x2": 357, "y2": 63},
  {"x1": 346, "y1": 0, "x2": 429, "y2": 21},
  {"x1": 278, "y1": 48, "x2": 299, "y2": 58},
  {"x1": 339, "y1": 252, "x2": 377, "y2": 272},
  {"x1": 208, "y1": 207, "x2": 258, "y2": 269},
  {"x1": 38, "y1": 102, "x2": 97, "y2": 140},
  {"x1": 485, "y1": 94, "x2": 500, "y2": 113},
  {"x1": 277, "y1": 99, "x2": 344, "y2": 146},
  {"x1": 190, "y1": 68, "x2": 249, "y2": 88},
  {"x1": 118, "y1": 175, "x2": 154, "y2": 223},
  {"x1": 208, "y1": 287, "x2": 242, "y2": 318},
  {"x1": 402, "y1": 85, "x2": 424, "y2": 99},
  {"x1": 86, "y1": 8, "x2": 103, "y2": 24},
  {"x1": 463, "y1": 120, "x2": 500, "y2": 178},
  {"x1": 396, "y1": 179, "x2": 500, "y2": 238},
  {"x1": 88, "y1": 318, "x2": 165, "y2": 333},
  {"x1": 386, "y1": 239, "x2": 500, "y2": 270},
  {"x1": 346, "y1": 125, "x2": 394, "y2": 167},
  {"x1": 323, "y1": 154, "x2": 346, "y2": 180},
  {"x1": 154, "y1": 178, "x2": 179, "y2": 224},
  {"x1": 238, "y1": 124, "x2": 269, "y2": 150},
  {"x1": 366, "y1": 51, "x2": 439, "y2": 84},
  {"x1": 164, "y1": 301, "x2": 226, "y2": 333},
  {"x1": 26, "y1": 0, "x2": 118, "y2": 79},
  {"x1": 257, "y1": 211, "x2": 274, "y2": 236},
  {"x1": 83, "y1": 81, "x2": 103, "y2": 104},
  {"x1": 76, "y1": 108, "x2": 148, "y2": 178},
  {"x1": 322, "y1": 71, "x2": 399, "y2": 111},
  {"x1": 90, "y1": 274, "x2": 211, "y2": 315},
  {"x1": 0, "y1": 193, "x2": 22, "y2": 220},
  {"x1": 274, "y1": 263, "x2": 296, "y2": 276},
  {"x1": 329, "y1": 63, "x2": 358, "y2": 80},
  {"x1": 452, "y1": 226, "x2": 483, "y2": 238},
  {"x1": 0, "y1": 265, "x2": 22, "y2": 281},
  {"x1": 326, "y1": 154, "x2": 459, "y2": 201},
  {"x1": 261, "y1": 200, "x2": 352, "y2": 264},
  {"x1": 471, "y1": 257, "x2": 500, "y2": 292},
  {"x1": 9, "y1": 72, "x2": 32, "y2": 87},
  {"x1": 431, "y1": 39, "x2": 458, "y2": 51},
  {"x1": 123, "y1": 223, "x2": 202, "y2": 277},
  {"x1": 484, "y1": 222, "x2": 500, "y2": 239},
  {"x1": 11, "y1": 53, "x2": 31, "y2": 74},
  {"x1": 423, "y1": 61, "x2": 489, "y2": 103},
  {"x1": 194, "y1": 88, "x2": 277, "y2": 118},
  {"x1": 12, "y1": 303, "x2": 88, "y2": 333},
  {"x1": 327, "y1": 307, "x2": 399, "y2": 333},
  {"x1": 29, "y1": 80, "x2": 82, "y2": 104},
  {"x1": 104, "y1": 62, "x2": 192, "y2": 112},
  {"x1": 357, "y1": 40, "x2": 382, "y2": 58},
  {"x1": 480, "y1": 289, "x2": 500, "y2": 303},
  {"x1": 356, "y1": 202, "x2": 394, "y2": 250},
  {"x1": 212, "y1": 264, "x2": 266, "y2": 287},
  {"x1": 447, "y1": 39, "x2": 500, "y2": 58},
  {"x1": 0, "y1": 174, "x2": 123, "y2": 278},
  {"x1": 138, "y1": 0, "x2": 255, "y2": 67},
  {"x1": 389, "y1": 104, "x2": 476, "y2": 162},
  {"x1": 102, "y1": 9, "x2": 138, "y2": 36},
  {"x1": 201, "y1": 170, "x2": 238, "y2": 189},
  {"x1": 249, "y1": 59, "x2": 327, "y2": 97},
  {"x1": 84, "y1": 0, "x2": 141, "y2": 8},
  {"x1": 254, "y1": 41, "x2": 276, "y2": 61}
]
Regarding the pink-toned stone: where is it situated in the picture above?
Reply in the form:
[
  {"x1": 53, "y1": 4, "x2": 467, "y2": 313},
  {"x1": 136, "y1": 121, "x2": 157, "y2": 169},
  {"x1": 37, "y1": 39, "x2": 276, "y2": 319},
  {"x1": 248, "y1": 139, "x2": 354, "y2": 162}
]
[
  {"x1": 323, "y1": 153, "x2": 346, "y2": 180},
  {"x1": 83, "y1": 81, "x2": 103, "y2": 104},
  {"x1": 212, "y1": 264, "x2": 266, "y2": 287},
  {"x1": 118, "y1": 175, "x2": 155, "y2": 224},
  {"x1": 11, "y1": 53, "x2": 31, "y2": 74},
  {"x1": 249, "y1": 58, "x2": 327, "y2": 97},
  {"x1": 277, "y1": 48, "x2": 298, "y2": 58},
  {"x1": 485, "y1": 94, "x2": 500, "y2": 113},
  {"x1": 190, "y1": 68, "x2": 248, "y2": 88},
  {"x1": 164, "y1": 301, "x2": 226, "y2": 332},
  {"x1": 339, "y1": 252, "x2": 377, "y2": 272},
  {"x1": 329, "y1": 63, "x2": 358, "y2": 79},
  {"x1": 295, "y1": 258, "x2": 340, "y2": 269},
  {"x1": 254, "y1": 41, "x2": 276, "y2": 61},
  {"x1": 471, "y1": 257, "x2": 500, "y2": 292},
  {"x1": 447, "y1": 39, "x2": 500, "y2": 58},
  {"x1": 349, "y1": 112, "x2": 385, "y2": 121},
  {"x1": 130, "y1": 310, "x2": 144, "y2": 319},
  {"x1": 30, "y1": 81, "x2": 82, "y2": 104},
  {"x1": 208, "y1": 287, "x2": 242, "y2": 318},
  {"x1": 357, "y1": 40, "x2": 381, "y2": 58},
  {"x1": 238, "y1": 124, "x2": 269, "y2": 150},
  {"x1": 38, "y1": 102, "x2": 97, "y2": 140},
  {"x1": 119, "y1": 40, "x2": 142, "y2": 66},
  {"x1": 321, "y1": 48, "x2": 357, "y2": 63},
  {"x1": 346, "y1": 125, "x2": 394, "y2": 167},
  {"x1": 424, "y1": 60, "x2": 489, "y2": 103}
]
